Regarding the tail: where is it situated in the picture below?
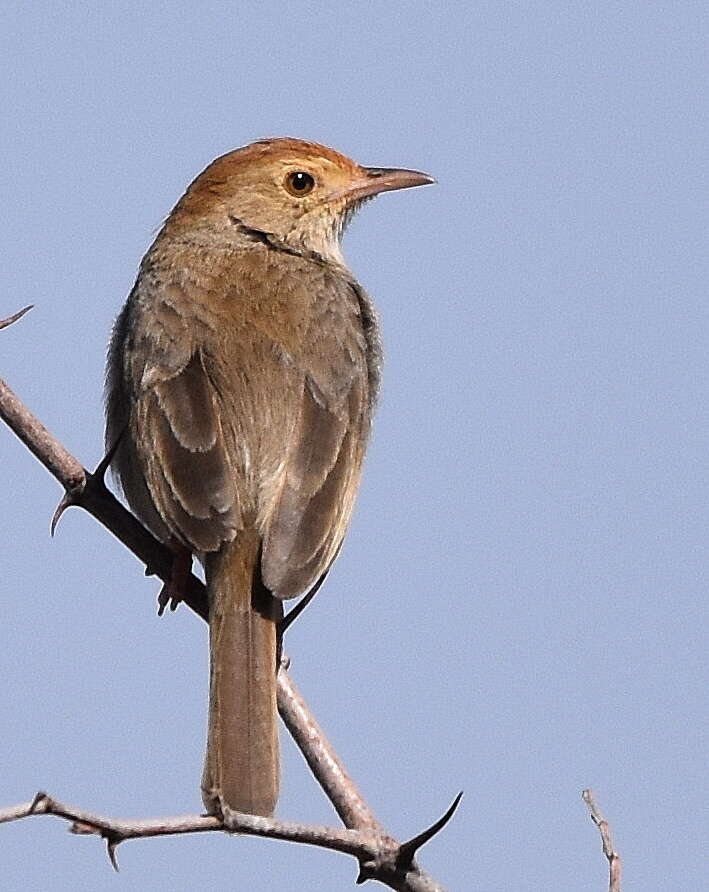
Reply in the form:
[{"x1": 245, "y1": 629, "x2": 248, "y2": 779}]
[{"x1": 201, "y1": 529, "x2": 282, "y2": 817}]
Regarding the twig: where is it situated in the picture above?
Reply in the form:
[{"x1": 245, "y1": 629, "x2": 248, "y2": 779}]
[
  {"x1": 0, "y1": 306, "x2": 454, "y2": 890},
  {"x1": 0, "y1": 789, "x2": 453, "y2": 891},
  {"x1": 276, "y1": 669, "x2": 384, "y2": 834},
  {"x1": 582, "y1": 790, "x2": 621, "y2": 892},
  {"x1": 0, "y1": 790, "x2": 458, "y2": 890},
  {"x1": 0, "y1": 792, "x2": 378, "y2": 872}
]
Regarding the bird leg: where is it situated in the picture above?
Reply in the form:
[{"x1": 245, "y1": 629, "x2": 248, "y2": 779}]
[{"x1": 157, "y1": 545, "x2": 193, "y2": 616}]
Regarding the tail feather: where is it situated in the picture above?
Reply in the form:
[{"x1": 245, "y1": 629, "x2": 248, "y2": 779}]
[{"x1": 202, "y1": 529, "x2": 282, "y2": 817}]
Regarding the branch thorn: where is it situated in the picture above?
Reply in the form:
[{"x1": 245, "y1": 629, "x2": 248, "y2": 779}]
[
  {"x1": 279, "y1": 569, "x2": 328, "y2": 636},
  {"x1": 106, "y1": 835, "x2": 121, "y2": 872},
  {"x1": 356, "y1": 861, "x2": 375, "y2": 884},
  {"x1": 50, "y1": 492, "x2": 77, "y2": 537},
  {"x1": 90, "y1": 427, "x2": 125, "y2": 488},
  {"x1": 29, "y1": 791, "x2": 49, "y2": 813},
  {"x1": 0, "y1": 304, "x2": 34, "y2": 331},
  {"x1": 397, "y1": 792, "x2": 463, "y2": 867}
]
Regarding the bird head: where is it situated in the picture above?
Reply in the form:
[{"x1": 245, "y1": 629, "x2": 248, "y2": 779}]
[{"x1": 168, "y1": 137, "x2": 434, "y2": 263}]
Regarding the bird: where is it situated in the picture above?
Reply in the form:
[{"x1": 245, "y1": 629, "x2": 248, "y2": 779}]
[{"x1": 105, "y1": 137, "x2": 434, "y2": 818}]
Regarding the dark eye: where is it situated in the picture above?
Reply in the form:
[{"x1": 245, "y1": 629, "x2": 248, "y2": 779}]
[{"x1": 284, "y1": 171, "x2": 315, "y2": 196}]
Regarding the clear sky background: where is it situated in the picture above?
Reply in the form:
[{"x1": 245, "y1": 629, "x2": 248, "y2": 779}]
[{"x1": 1, "y1": 3, "x2": 707, "y2": 890}]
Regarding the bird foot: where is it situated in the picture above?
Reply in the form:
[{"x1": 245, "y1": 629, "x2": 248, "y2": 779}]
[{"x1": 157, "y1": 546, "x2": 192, "y2": 616}]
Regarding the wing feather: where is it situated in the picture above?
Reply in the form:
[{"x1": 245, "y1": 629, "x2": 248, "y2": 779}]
[
  {"x1": 262, "y1": 357, "x2": 368, "y2": 598},
  {"x1": 110, "y1": 288, "x2": 242, "y2": 552},
  {"x1": 135, "y1": 356, "x2": 241, "y2": 551}
]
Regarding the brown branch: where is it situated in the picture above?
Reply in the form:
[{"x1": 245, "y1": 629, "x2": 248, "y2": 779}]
[
  {"x1": 276, "y1": 669, "x2": 384, "y2": 834},
  {"x1": 0, "y1": 306, "x2": 453, "y2": 891},
  {"x1": 0, "y1": 793, "x2": 384, "y2": 876},
  {"x1": 0, "y1": 790, "x2": 452, "y2": 891},
  {"x1": 582, "y1": 790, "x2": 621, "y2": 892}
]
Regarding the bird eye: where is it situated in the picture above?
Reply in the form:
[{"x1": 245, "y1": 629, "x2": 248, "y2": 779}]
[{"x1": 284, "y1": 171, "x2": 316, "y2": 196}]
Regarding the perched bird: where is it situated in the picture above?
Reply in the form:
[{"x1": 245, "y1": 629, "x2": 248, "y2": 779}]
[{"x1": 105, "y1": 138, "x2": 434, "y2": 817}]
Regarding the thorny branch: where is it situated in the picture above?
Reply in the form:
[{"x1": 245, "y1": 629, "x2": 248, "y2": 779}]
[
  {"x1": 0, "y1": 306, "x2": 456, "y2": 891},
  {"x1": 0, "y1": 791, "x2": 460, "y2": 890},
  {"x1": 582, "y1": 789, "x2": 621, "y2": 892}
]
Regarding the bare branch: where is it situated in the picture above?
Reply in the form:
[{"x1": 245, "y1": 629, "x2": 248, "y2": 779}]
[
  {"x1": 0, "y1": 792, "x2": 449, "y2": 891},
  {"x1": 276, "y1": 668, "x2": 384, "y2": 833},
  {"x1": 582, "y1": 789, "x2": 621, "y2": 892},
  {"x1": 0, "y1": 376, "x2": 86, "y2": 493}
]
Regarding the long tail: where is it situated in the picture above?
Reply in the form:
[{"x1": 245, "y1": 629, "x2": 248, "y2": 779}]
[{"x1": 201, "y1": 529, "x2": 282, "y2": 817}]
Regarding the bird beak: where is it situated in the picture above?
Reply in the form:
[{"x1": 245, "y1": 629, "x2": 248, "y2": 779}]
[{"x1": 333, "y1": 167, "x2": 436, "y2": 204}]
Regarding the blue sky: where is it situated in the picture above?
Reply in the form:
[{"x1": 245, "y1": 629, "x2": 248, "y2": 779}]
[{"x1": 1, "y1": 2, "x2": 708, "y2": 889}]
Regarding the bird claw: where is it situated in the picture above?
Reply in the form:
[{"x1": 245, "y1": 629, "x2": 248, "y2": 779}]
[
  {"x1": 157, "y1": 547, "x2": 192, "y2": 616},
  {"x1": 157, "y1": 584, "x2": 181, "y2": 616}
]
